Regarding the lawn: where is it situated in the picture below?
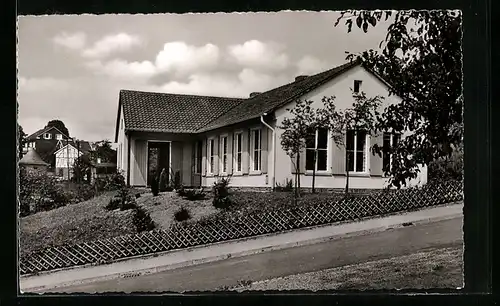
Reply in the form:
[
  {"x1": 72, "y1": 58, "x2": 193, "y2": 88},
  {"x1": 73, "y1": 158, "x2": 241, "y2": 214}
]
[
  {"x1": 138, "y1": 190, "x2": 347, "y2": 230},
  {"x1": 19, "y1": 191, "x2": 137, "y2": 256},
  {"x1": 228, "y1": 246, "x2": 463, "y2": 291}
]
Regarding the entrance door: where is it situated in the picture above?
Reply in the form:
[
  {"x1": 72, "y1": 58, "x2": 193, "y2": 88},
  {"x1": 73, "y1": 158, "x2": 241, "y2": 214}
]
[{"x1": 147, "y1": 142, "x2": 170, "y2": 186}]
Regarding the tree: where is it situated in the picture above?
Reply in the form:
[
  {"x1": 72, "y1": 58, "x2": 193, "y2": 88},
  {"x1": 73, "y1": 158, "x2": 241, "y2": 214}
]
[
  {"x1": 279, "y1": 99, "x2": 321, "y2": 199},
  {"x1": 89, "y1": 140, "x2": 116, "y2": 163},
  {"x1": 335, "y1": 10, "x2": 463, "y2": 188},
  {"x1": 46, "y1": 119, "x2": 70, "y2": 137},
  {"x1": 72, "y1": 154, "x2": 92, "y2": 183},
  {"x1": 317, "y1": 93, "x2": 383, "y2": 195},
  {"x1": 18, "y1": 124, "x2": 26, "y2": 160}
]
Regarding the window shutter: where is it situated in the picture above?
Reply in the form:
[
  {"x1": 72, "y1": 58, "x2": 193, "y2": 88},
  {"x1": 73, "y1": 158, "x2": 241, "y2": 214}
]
[
  {"x1": 261, "y1": 129, "x2": 269, "y2": 174},
  {"x1": 201, "y1": 139, "x2": 207, "y2": 176},
  {"x1": 370, "y1": 133, "x2": 383, "y2": 176},
  {"x1": 331, "y1": 133, "x2": 346, "y2": 175},
  {"x1": 213, "y1": 137, "x2": 219, "y2": 176},
  {"x1": 227, "y1": 134, "x2": 233, "y2": 174},
  {"x1": 242, "y1": 129, "x2": 249, "y2": 174}
]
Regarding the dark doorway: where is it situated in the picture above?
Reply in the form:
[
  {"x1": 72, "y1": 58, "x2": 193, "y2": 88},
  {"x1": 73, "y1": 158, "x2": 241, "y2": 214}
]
[{"x1": 147, "y1": 142, "x2": 170, "y2": 186}]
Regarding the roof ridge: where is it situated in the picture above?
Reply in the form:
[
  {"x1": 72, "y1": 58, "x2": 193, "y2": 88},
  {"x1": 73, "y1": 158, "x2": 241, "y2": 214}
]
[{"x1": 120, "y1": 89, "x2": 246, "y2": 101}]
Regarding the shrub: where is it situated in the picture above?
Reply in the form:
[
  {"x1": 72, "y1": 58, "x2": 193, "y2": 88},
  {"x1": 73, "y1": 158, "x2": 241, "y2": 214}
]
[
  {"x1": 176, "y1": 186, "x2": 187, "y2": 197},
  {"x1": 158, "y1": 168, "x2": 168, "y2": 192},
  {"x1": 174, "y1": 206, "x2": 191, "y2": 222},
  {"x1": 213, "y1": 175, "x2": 232, "y2": 209},
  {"x1": 275, "y1": 178, "x2": 294, "y2": 192},
  {"x1": 151, "y1": 175, "x2": 159, "y2": 196},
  {"x1": 428, "y1": 148, "x2": 463, "y2": 182},
  {"x1": 117, "y1": 186, "x2": 137, "y2": 211},
  {"x1": 106, "y1": 196, "x2": 121, "y2": 210},
  {"x1": 133, "y1": 206, "x2": 155, "y2": 232},
  {"x1": 172, "y1": 170, "x2": 182, "y2": 190},
  {"x1": 76, "y1": 183, "x2": 96, "y2": 201},
  {"x1": 184, "y1": 188, "x2": 206, "y2": 201}
]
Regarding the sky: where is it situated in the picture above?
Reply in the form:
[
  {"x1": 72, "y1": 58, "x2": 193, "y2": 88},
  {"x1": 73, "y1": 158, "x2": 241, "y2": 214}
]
[{"x1": 17, "y1": 11, "x2": 392, "y2": 143}]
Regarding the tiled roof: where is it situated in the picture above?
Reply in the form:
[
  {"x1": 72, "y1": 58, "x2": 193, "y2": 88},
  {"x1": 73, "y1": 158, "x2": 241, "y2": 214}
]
[
  {"x1": 26, "y1": 126, "x2": 69, "y2": 141},
  {"x1": 116, "y1": 59, "x2": 363, "y2": 138},
  {"x1": 19, "y1": 148, "x2": 49, "y2": 166},
  {"x1": 119, "y1": 91, "x2": 245, "y2": 134},
  {"x1": 198, "y1": 59, "x2": 361, "y2": 132}
]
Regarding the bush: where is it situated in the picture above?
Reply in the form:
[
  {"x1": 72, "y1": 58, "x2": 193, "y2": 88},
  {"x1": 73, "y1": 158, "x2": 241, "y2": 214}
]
[
  {"x1": 133, "y1": 206, "x2": 155, "y2": 232},
  {"x1": 428, "y1": 148, "x2": 463, "y2": 182},
  {"x1": 158, "y1": 168, "x2": 168, "y2": 192},
  {"x1": 106, "y1": 196, "x2": 121, "y2": 210},
  {"x1": 176, "y1": 186, "x2": 187, "y2": 197},
  {"x1": 174, "y1": 206, "x2": 191, "y2": 222},
  {"x1": 213, "y1": 175, "x2": 232, "y2": 209},
  {"x1": 275, "y1": 178, "x2": 294, "y2": 192},
  {"x1": 185, "y1": 188, "x2": 206, "y2": 201},
  {"x1": 151, "y1": 175, "x2": 159, "y2": 196},
  {"x1": 76, "y1": 183, "x2": 96, "y2": 201}
]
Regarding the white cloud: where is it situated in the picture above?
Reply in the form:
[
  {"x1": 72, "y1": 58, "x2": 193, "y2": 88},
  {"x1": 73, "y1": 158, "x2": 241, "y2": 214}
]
[
  {"x1": 52, "y1": 32, "x2": 86, "y2": 50},
  {"x1": 154, "y1": 41, "x2": 220, "y2": 75},
  {"x1": 82, "y1": 33, "x2": 142, "y2": 59},
  {"x1": 86, "y1": 41, "x2": 220, "y2": 80},
  {"x1": 296, "y1": 55, "x2": 329, "y2": 75},
  {"x1": 17, "y1": 76, "x2": 73, "y2": 92},
  {"x1": 228, "y1": 40, "x2": 289, "y2": 71},
  {"x1": 156, "y1": 69, "x2": 287, "y2": 98},
  {"x1": 86, "y1": 59, "x2": 156, "y2": 80}
]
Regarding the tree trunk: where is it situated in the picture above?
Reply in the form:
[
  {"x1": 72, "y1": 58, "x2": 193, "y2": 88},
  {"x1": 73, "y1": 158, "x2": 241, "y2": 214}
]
[
  {"x1": 345, "y1": 152, "x2": 350, "y2": 197},
  {"x1": 312, "y1": 149, "x2": 316, "y2": 193},
  {"x1": 297, "y1": 153, "x2": 301, "y2": 197}
]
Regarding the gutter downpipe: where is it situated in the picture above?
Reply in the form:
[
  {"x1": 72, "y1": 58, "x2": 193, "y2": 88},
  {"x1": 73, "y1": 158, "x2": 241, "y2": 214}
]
[{"x1": 260, "y1": 113, "x2": 276, "y2": 190}]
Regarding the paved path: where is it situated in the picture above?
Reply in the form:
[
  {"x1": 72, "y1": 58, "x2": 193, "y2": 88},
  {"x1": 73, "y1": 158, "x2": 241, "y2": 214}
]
[{"x1": 47, "y1": 216, "x2": 463, "y2": 293}]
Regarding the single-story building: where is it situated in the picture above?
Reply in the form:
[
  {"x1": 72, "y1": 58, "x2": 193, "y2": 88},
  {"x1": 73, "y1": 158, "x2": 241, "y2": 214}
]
[
  {"x1": 114, "y1": 59, "x2": 427, "y2": 190},
  {"x1": 19, "y1": 148, "x2": 50, "y2": 172}
]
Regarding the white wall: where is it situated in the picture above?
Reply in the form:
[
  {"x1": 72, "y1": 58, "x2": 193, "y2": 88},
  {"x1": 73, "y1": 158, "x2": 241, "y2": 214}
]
[
  {"x1": 274, "y1": 64, "x2": 427, "y2": 189},
  {"x1": 116, "y1": 106, "x2": 128, "y2": 180},
  {"x1": 55, "y1": 145, "x2": 82, "y2": 168}
]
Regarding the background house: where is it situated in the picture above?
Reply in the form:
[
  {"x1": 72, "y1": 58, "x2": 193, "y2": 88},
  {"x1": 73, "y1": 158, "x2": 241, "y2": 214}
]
[
  {"x1": 54, "y1": 140, "x2": 91, "y2": 180},
  {"x1": 23, "y1": 126, "x2": 71, "y2": 169},
  {"x1": 19, "y1": 148, "x2": 50, "y2": 172},
  {"x1": 115, "y1": 60, "x2": 427, "y2": 190}
]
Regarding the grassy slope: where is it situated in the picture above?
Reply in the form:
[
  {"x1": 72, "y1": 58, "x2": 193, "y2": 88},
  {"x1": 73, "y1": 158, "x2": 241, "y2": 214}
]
[
  {"x1": 229, "y1": 246, "x2": 463, "y2": 291},
  {"x1": 19, "y1": 191, "x2": 136, "y2": 256}
]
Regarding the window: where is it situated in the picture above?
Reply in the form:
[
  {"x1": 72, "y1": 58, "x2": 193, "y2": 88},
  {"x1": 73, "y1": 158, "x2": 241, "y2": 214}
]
[
  {"x1": 43, "y1": 133, "x2": 52, "y2": 140},
  {"x1": 234, "y1": 132, "x2": 243, "y2": 172},
  {"x1": 346, "y1": 130, "x2": 368, "y2": 172},
  {"x1": 250, "y1": 129, "x2": 261, "y2": 171},
  {"x1": 56, "y1": 134, "x2": 63, "y2": 140},
  {"x1": 354, "y1": 80, "x2": 362, "y2": 93},
  {"x1": 220, "y1": 136, "x2": 228, "y2": 173},
  {"x1": 194, "y1": 141, "x2": 203, "y2": 174},
  {"x1": 383, "y1": 133, "x2": 402, "y2": 173},
  {"x1": 207, "y1": 138, "x2": 215, "y2": 174},
  {"x1": 306, "y1": 128, "x2": 329, "y2": 171},
  {"x1": 58, "y1": 168, "x2": 64, "y2": 177}
]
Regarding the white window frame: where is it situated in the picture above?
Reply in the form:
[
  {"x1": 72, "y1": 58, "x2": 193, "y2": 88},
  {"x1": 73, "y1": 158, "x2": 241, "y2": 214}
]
[
  {"x1": 56, "y1": 134, "x2": 63, "y2": 140},
  {"x1": 233, "y1": 131, "x2": 243, "y2": 174},
  {"x1": 43, "y1": 133, "x2": 52, "y2": 140},
  {"x1": 219, "y1": 135, "x2": 228, "y2": 174},
  {"x1": 250, "y1": 128, "x2": 262, "y2": 172},
  {"x1": 305, "y1": 128, "x2": 329, "y2": 172},
  {"x1": 382, "y1": 132, "x2": 402, "y2": 176},
  {"x1": 207, "y1": 138, "x2": 215, "y2": 175},
  {"x1": 346, "y1": 130, "x2": 370, "y2": 174}
]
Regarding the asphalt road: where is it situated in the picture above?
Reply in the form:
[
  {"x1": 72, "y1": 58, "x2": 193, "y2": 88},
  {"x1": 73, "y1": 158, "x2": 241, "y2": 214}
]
[{"x1": 46, "y1": 216, "x2": 463, "y2": 293}]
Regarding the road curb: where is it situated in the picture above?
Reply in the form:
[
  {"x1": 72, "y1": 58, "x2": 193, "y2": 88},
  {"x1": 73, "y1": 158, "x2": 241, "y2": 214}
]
[{"x1": 20, "y1": 203, "x2": 463, "y2": 293}]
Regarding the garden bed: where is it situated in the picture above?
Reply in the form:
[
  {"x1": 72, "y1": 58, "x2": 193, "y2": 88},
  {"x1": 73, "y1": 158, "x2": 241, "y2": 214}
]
[
  {"x1": 138, "y1": 189, "x2": 349, "y2": 230},
  {"x1": 19, "y1": 191, "x2": 136, "y2": 256}
]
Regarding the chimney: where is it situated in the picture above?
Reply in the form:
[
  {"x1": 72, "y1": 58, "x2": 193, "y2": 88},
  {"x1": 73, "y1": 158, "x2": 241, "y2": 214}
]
[
  {"x1": 249, "y1": 92, "x2": 261, "y2": 98},
  {"x1": 295, "y1": 75, "x2": 308, "y2": 82}
]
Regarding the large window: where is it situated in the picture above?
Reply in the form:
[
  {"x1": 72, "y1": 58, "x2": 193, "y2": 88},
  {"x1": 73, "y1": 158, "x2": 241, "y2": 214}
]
[
  {"x1": 220, "y1": 135, "x2": 228, "y2": 174},
  {"x1": 207, "y1": 138, "x2": 215, "y2": 174},
  {"x1": 234, "y1": 132, "x2": 243, "y2": 172},
  {"x1": 194, "y1": 140, "x2": 203, "y2": 174},
  {"x1": 306, "y1": 128, "x2": 329, "y2": 171},
  {"x1": 383, "y1": 133, "x2": 401, "y2": 173},
  {"x1": 346, "y1": 130, "x2": 368, "y2": 173},
  {"x1": 250, "y1": 129, "x2": 261, "y2": 171},
  {"x1": 43, "y1": 133, "x2": 52, "y2": 140}
]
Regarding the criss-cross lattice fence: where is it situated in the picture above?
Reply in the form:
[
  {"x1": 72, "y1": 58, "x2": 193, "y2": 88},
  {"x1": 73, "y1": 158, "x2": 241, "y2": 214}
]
[{"x1": 20, "y1": 180, "x2": 463, "y2": 276}]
